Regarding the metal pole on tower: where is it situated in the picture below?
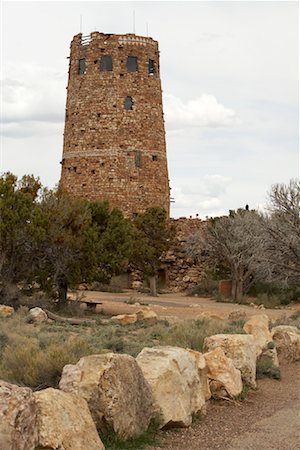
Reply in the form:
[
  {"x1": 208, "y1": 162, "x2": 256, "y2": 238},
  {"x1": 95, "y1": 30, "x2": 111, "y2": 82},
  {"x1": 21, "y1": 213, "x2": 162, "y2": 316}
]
[{"x1": 133, "y1": 10, "x2": 135, "y2": 34}]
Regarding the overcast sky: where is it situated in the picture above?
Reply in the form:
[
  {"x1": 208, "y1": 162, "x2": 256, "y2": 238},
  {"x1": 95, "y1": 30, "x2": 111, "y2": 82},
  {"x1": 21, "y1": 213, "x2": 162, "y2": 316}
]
[{"x1": 1, "y1": 0, "x2": 299, "y2": 218}]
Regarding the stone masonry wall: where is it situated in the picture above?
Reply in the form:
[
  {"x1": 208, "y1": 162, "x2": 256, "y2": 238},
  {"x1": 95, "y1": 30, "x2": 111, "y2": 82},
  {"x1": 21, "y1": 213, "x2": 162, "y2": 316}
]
[
  {"x1": 163, "y1": 218, "x2": 209, "y2": 292},
  {"x1": 60, "y1": 32, "x2": 170, "y2": 217}
]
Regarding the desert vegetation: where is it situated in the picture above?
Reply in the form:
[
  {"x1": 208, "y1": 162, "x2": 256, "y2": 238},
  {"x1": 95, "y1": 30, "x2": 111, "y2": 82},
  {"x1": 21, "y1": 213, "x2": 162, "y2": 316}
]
[
  {"x1": 186, "y1": 179, "x2": 300, "y2": 303},
  {"x1": 0, "y1": 172, "x2": 174, "y2": 309},
  {"x1": 0, "y1": 305, "x2": 247, "y2": 390}
]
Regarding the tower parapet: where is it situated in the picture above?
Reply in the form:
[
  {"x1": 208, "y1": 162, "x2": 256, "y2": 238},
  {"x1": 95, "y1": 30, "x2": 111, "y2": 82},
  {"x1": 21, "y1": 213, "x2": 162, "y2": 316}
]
[{"x1": 60, "y1": 32, "x2": 170, "y2": 217}]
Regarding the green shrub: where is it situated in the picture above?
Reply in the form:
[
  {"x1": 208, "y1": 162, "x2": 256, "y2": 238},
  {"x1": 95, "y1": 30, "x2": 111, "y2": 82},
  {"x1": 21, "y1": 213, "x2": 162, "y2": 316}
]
[
  {"x1": 100, "y1": 419, "x2": 160, "y2": 450},
  {"x1": 187, "y1": 277, "x2": 218, "y2": 297},
  {"x1": 256, "y1": 358, "x2": 281, "y2": 380},
  {"x1": 248, "y1": 283, "x2": 300, "y2": 306},
  {"x1": 160, "y1": 319, "x2": 224, "y2": 351},
  {"x1": 0, "y1": 335, "x2": 91, "y2": 389},
  {"x1": 234, "y1": 383, "x2": 252, "y2": 401}
]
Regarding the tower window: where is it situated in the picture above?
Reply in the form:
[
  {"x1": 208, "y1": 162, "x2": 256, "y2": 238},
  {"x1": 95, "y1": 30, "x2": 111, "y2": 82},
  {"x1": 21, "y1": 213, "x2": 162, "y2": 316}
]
[
  {"x1": 148, "y1": 59, "x2": 155, "y2": 74},
  {"x1": 152, "y1": 155, "x2": 158, "y2": 161},
  {"x1": 78, "y1": 58, "x2": 86, "y2": 74},
  {"x1": 127, "y1": 56, "x2": 138, "y2": 72},
  {"x1": 124, "y1": 96, "x2": 133, "y2": 110},
  {"x1": 135, "y1": 151, "x2": 141, "y2": 168},
  {"x1": 100, "y1": 55, "x2": 113, "y2": 71}
]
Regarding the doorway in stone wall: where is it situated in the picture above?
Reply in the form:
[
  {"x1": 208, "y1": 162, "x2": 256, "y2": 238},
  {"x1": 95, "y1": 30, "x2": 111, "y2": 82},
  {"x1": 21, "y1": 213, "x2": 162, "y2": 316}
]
[{"x1": 157, "y1": 268, "x2": 167, "y2": 289}]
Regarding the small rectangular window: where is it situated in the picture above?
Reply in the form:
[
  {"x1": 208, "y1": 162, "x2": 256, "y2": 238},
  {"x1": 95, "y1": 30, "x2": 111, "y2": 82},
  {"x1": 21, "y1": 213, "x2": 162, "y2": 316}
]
[
  {"x1": 152, "y1": 155, "x2": 158, "y2": 161},
  {"x1": 135, "y1": 150, "x2": 141, "y2": 168},
  {"x1": 127, "y1": 56, "x2": 138, "y2": 72},
  {"x1": 148, "y1": 59, "x2": 155, "y2": 74},
  {"x1": 100, "y1": 55, "x2": 113, "y2": 71},
  {"x1": 124, "y1": 96, "x2": 133, "y2": 110},
  {"x1": 78, "y1": 58, "x2": 86, "y2": 74}
]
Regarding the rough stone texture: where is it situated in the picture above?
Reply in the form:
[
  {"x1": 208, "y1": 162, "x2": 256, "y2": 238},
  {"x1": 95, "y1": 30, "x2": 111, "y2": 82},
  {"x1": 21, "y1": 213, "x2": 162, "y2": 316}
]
[
  {"x1": 136, "y1": 346, "x2": 207, "y2": 428},
  {"x1": 187, "y1": 349, "x2": 211, "y2": 401},
  {"x1": 60, "y1": 32, "x2": 169, "y2": 217},
  {"x1": 203, "y1": 334, "x2": 257, "y2": 388},
  {"x1": 34, "y1": 388, "x2": 104, "y2": 450},
  {"x1": 203, "y1": 347, "x2": 243, "y2": 399},
  {"x1": 136, "y1": 307, "x2": 158, "y2": 323},
  {"x1": 228, "y1": 309, "x2": 247, "y2": 321},
  {"x1": 271, "y1": 325, "x2": 300, "y2": 362},
  {"x1": 243, "y1": 314, "x2": 273, "y2": 356},
  {"x1": 59, "y1": 353, "x2": 153, "y2": 439},
  {"x1": 162, "y1": 218, "x2": 209, "y2": 292},
  {"x1": 29, "y1": 307, "x2": 48, "y2": 323},
  {"x1": 0, "y1": 380, "x2": 38, "y2": 450},
  {"x1": 0, "y1": 304, "x2": 14, "y2": 317},
  {"x1": 111, "y1": 313, "x2": 137, "y2": 325}
]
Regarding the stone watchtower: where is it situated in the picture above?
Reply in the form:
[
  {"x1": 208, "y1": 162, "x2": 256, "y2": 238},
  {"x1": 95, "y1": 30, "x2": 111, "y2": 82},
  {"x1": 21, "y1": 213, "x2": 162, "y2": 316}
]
[{"x1": 60, "y1": 32, "x2": 170, "y2": 217}]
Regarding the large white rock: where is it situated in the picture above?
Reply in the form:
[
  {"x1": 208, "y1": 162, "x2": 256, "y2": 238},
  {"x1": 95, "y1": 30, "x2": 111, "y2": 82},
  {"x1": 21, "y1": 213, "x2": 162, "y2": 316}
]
[
  {"x1": 0, "y1": 380, "x2": 38, "y2": 450},
  {"x1": 59, "y1": 353, "x2": 153, "y2": 439},
  {"x1": 29, "y1": 307, "x2": 48, "y2": 323},
  {"x1": 243, "y1": 314, "x2": 273, "y2": 356},
  {"x1": 34, "y1": 388, "x2": 104, "y2": 450},
  {"x1": 204, "y1": 347, "x2": 243, "y2": 398},
  {"x1": 187, "y1": 348, "x2": 211, "y2": 401},
  {"x1": 271, "y1": 325, "x2": 300, "y2": 362},
  {"x1": 203, "y1": 334, "x2": 257, "y2": 388},
  {"x1": 136, "y1": 346, "x2": 208, "y2": 428}
]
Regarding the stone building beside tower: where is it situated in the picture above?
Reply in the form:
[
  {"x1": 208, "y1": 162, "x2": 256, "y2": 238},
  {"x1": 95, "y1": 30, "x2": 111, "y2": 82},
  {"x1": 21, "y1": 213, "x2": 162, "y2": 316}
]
[{"x1": 60, "y1": 31, "x2": 170, "y2": 217}]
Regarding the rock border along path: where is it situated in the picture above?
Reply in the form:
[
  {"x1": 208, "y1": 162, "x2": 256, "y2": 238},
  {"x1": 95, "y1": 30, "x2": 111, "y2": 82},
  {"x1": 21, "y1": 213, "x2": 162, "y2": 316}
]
[{"x1": 147, "y1": 360, "x2": 300, "y2": 450}]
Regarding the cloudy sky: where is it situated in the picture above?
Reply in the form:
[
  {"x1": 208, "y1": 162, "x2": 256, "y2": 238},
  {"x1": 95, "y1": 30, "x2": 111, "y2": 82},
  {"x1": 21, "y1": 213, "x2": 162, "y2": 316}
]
[{"x1": 1, "y1": 0, "x2": 299, "y2": 218}]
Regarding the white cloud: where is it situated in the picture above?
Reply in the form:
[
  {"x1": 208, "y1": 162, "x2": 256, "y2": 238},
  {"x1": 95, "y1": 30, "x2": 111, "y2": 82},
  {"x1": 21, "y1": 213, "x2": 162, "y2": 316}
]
[
  {"x1": 164, "y1": 93, "x2": 240, "y2": 130},
  {"x1": 170, "y1": 174, "x2": 232, "y2": 218},
  {"x1": 2, "y1": 63, "x2": 66, "y2": 136}
]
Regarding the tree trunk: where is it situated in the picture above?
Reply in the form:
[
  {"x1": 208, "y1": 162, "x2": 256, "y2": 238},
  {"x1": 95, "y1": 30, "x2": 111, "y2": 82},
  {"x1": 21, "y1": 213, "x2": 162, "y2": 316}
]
[
  {"x1": 231, "y1": 279, "x2": 237, "y2": 301},
  {"x1": 236, "y1": 279, "x2": 244, "y2": 301},
  {"x1": 149, "y1": 275, "x2": 157, "y2": 296},
  {"x1": 56, "y1": 273, "x2": 68, "y2": 309},
  {"x1": 231, "y1": 278, "x2": 243, "y2": 301}
]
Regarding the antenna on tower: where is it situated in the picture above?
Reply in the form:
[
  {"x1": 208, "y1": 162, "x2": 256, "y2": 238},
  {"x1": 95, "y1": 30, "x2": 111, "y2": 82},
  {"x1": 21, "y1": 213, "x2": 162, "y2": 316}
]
[
  {"x1": 80, "y1": 14, "x2": 82, "y2": 33},
  {"x1": 133, "y1": 10, "x2": 136, "y2": 34}
]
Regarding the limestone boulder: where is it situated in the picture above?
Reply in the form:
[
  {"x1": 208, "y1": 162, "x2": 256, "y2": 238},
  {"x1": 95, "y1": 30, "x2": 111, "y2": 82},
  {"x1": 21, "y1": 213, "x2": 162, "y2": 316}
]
[
  {"x1": 136, "y1": 346, "x2": 207, "y2": 428},
  {"x1": 136, "y1": 307, "x2": 158, "y2": 324},
  {"x1": 29, "y1": 307, "x2": 48, "y2": 323},
  {"x1": 204, "y1": 347, "x2": 243, "y2": 399},
  {"x1": 187, "y1": 348, "x2": 211, "y2": 401},
  {"x1": 228, "y1": 309, "x2": 247, "y2": 321},
  {"x1": 59, "y1": 353, "x2": 153, "y2": 439},
  {"x1": 243, "y1": 314, "x2": 272, "y2": 356},
  {"x1": 203, "y1": 334, "x2": 257, "y2": 388},
  {"x1": 196, "y1": 311, "x2": 226, "y2": 321},
  {"x1": 0, "y1": 304, "x2": 14, "y2": 317},
  {"x1": 0, "y1": 380, "x2": 38, "y2": 450},
  {"x1": 271, "y1": 325, "x2": 300, "y2": 362},
  {"x1": 34, "y1": 388, "x2": 104, "y2": 450},
  {"x1": 111, "y1": 313, "x2": 137, "y2": 325}
]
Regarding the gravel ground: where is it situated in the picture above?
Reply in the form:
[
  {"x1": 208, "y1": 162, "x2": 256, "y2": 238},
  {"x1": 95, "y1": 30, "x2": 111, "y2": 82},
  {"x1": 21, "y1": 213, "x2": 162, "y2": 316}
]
[{"x1": 146, "y1": 361, "x2": 300, "y2": 450}]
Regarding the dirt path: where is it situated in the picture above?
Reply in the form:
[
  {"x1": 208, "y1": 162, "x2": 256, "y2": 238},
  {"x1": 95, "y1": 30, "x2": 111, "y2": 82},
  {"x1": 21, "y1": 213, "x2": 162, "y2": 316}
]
[
  {"x1": 146, "y1": 361, "x2": 300, "y2": 450},
  {"x1": 72, "y1": 290, "x2": 299, "y2": 322}
]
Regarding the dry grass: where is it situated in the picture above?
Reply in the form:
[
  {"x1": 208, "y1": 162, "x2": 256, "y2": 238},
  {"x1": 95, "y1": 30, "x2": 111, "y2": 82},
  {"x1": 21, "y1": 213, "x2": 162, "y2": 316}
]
[{"x1": 0, "y1": 308, "x2": 245, "y2": 389}]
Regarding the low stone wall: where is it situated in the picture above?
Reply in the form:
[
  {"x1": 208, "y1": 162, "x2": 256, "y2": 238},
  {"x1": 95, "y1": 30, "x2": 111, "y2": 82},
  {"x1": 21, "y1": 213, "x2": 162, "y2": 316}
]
[{"x1": 1, "y1": 309, "x2": 299, "y2": 449}]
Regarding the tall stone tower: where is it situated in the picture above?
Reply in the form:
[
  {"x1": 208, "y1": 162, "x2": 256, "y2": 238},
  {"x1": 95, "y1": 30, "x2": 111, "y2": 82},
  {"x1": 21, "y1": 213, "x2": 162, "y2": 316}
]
[{"x1": 60, "y1": 31, "x2": 170, "y2": 217}]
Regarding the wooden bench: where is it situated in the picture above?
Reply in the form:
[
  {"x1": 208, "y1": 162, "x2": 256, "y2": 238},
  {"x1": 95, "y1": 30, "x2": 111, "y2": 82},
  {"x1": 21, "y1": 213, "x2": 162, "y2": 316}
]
[{"x1": 81, "y1": 301, "x2": 102, "y2": 312}]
